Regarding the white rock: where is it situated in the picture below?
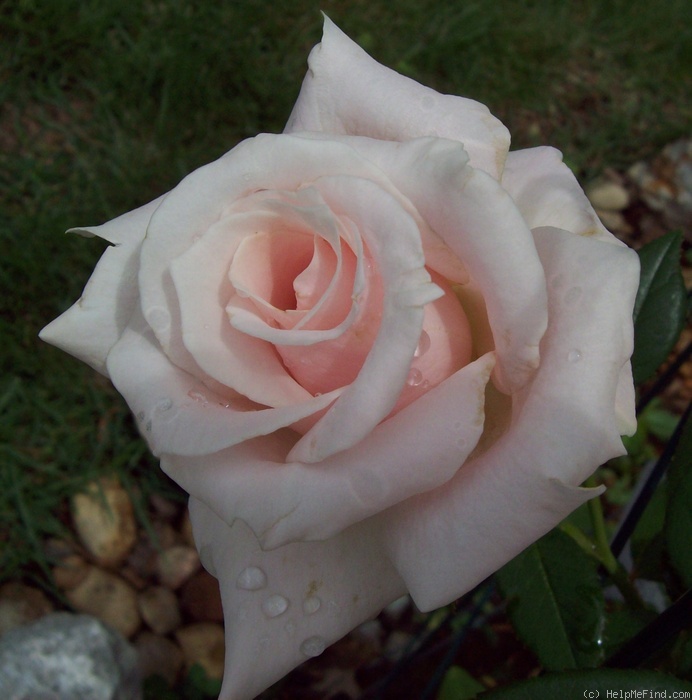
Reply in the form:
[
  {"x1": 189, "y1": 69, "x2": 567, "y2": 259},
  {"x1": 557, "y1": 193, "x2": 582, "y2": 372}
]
[{"x1": 0, "y1": 613, "x2": 141, "y2": 699}]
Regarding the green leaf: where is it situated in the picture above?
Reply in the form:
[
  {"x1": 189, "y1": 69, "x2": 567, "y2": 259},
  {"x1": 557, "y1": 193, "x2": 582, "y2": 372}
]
[
  {"x1": 665, "y1": 411, "x2": 692, "y2": 587},
  {"x1": 478, "y1": 669, "x2": 692, "y2": 700},
  {"x1": 438, "y1": 666, "x2": 486, "y2": 700},
  {"x1": 495, "y1": 529, "x2": 605, "y2": 670},
  {"x1": 602, "y1": 608, "x2": 657, "y2": 658},
  {"x1": 632, "y1": 231, "x2": 686, "y2": 384}
]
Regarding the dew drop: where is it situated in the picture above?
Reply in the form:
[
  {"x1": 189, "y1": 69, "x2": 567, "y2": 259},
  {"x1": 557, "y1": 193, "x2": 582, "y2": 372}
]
[
  {"x1": 154, "y1": 398, "x2": 173, "y2": 415},
  {"x1": 303, "y1": 596, "x2": 321, "y2": 615},
  {"x1": 236, "y1": 566, "x2": 267, "y2": 591},
  {"x1": 284, "y1": 620, "x2": 296, "y2": 636},
  {"x1": 262, "y1": 594, "x2": 289, "y2": 618},
  {"x1": 188, "y1": 390, "x2": 208, "y2": 404},
  {"x1": 567, "y1": 349, "x2": 582, "y2": 363},
  {"x1": 314, "y1": 392, "x2": 322, "y2": 397},
  {"x1": 146, "y1": 307, "x2": 171, "y2": 332},
  {"x1": 414, "y1": 330, "x2": 431, "y2": 358},
  {"x1": 457, "y1": 437, "x2": 467, "y2": 450},
  {"x1": 300, "y1": 636, "x2": 326, "y2": 657},
  {"x1": 406, "y1": 368, "x2": 423, "y2": 387}
]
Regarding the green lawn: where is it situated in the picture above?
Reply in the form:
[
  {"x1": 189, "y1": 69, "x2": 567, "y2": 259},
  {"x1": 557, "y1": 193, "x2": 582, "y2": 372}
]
[{"x1": 1, "y1": 0, "x2": 690, "y2": 587}]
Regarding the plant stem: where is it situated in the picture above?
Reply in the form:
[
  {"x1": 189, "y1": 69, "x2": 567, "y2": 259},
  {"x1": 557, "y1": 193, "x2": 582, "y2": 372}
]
[{"x1": 584, "y1": 477, "x2": 646, "y2": 609}]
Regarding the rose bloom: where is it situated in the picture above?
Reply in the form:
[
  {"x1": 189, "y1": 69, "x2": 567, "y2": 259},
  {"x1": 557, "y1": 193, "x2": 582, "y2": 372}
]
[{"x1": 41, "y1": 18, "x2": 639, "y2": 700}]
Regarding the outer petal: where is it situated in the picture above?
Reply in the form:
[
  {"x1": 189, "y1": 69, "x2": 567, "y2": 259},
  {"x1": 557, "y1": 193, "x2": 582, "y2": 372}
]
[
  {"x1": 501, "y1": 147, "x2": 623, "y2": 246},
  {"x1": 286, "y1": 17, "x2": 510, "y2": 180},
  {"x1": 162, "y1": 352, "x2": 494, "y2": 548},
  {"x1": 353, "y1": 136, "x2": 548, "y2": 395},
  {"x1": 106, "y1": 309, "x2": 342, "y2": 457},
  {"x1": 189, "y1": 498, "x2": 405, "y2": 700},
  {"x1": 39, "y1": 196, "x2": 165, "y2": 374},
  {"x1": 380, "y1": 227, "x2": 639, "y2": 610}
]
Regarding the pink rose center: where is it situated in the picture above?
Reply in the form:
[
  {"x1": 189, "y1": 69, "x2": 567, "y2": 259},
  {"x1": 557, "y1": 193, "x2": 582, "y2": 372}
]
[{"x1": 228, "y1": 211, "x2": 473, "y2": 413}]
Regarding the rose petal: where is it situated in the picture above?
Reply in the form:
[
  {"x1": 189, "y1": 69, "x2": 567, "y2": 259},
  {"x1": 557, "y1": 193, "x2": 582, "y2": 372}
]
[
  {"x1": 39, "y1": 195, "x2": 165, "y2": 374},
  {"x1": 225, "y1": 188, "x2": 366, "y2": 347},
  {"x1": 138, "y1": 134, "x2": 399, "y2": 403},
  {"x1": 105, "y1": 309, "x2": 342, "y2": 457},
  {"x1": 188, "y1": 498, "x2": 405, "y2": 700},
  {"x1": 163, "y1": 353, "x2": 494, "y2": 548},
  {"x1": 286, "y1": 17, "x2": 510, "y2": 180},
  {"x1": 356, "y1": 136, "x2": 548, "y2": 394},
  {"x1": 169, "y1": 211, "x2": 312, "y2": 406},
  {"x1": 501, "y1": 147, "x2": 624, "y2": 245},
  {"x1": 286, "y1": 174, "x2": 443, "y2": 463},
  {"x1": 379, "y1": 226, "x2": 639, "y2": 610}
]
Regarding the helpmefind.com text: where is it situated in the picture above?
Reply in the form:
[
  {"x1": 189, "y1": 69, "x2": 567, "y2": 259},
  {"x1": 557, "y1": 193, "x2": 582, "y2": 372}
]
[{"x1": 584, "y1": 691, "x2": 691, "y2": 699}]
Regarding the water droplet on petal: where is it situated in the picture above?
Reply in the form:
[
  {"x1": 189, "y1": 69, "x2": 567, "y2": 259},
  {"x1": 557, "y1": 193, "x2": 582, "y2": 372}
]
[
  {"x1": 457, "y1": 437, "x2": 467, "y2": 449},
  {"x1": 303, "y1": 596, "x2": 321, "y2": 615},
  {"x1": 262, "y1": 594, "x2": 289, "y2": 618},
  {"x1": 406, "y1": 368, "x2": 423, "y2": 387},
  {"x1": 154, "y1": 398, "x2": 173, "y2": 415},
  {"x1": 284, "y1": 620, "x2": 296, "y2": 636},
  {"x1": 567, "y1": 349, "x2": 582, "y2": 363},
  {"x1": 300, "y1": 635, "x2": 326, "y2": 657},
  {"x1": 188, "y1": 390, "x2": 208, "y2": 404},
  {"x1": 414, "y1": 330, "x2": 431, "y2": 358},
  {"x1": 236, "y1": 566, "x2": 267, "y2": 591}
]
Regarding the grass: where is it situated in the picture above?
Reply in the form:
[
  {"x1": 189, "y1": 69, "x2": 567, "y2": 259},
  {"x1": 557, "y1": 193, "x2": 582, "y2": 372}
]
[{"x1": 1, "y1": 0, "x2": 690, "y2": 591}]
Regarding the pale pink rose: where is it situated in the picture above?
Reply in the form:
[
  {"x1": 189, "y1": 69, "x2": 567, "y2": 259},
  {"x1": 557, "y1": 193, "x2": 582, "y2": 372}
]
[{"x1": 40, "y1": 18, "x2": 640, "y2": 700}]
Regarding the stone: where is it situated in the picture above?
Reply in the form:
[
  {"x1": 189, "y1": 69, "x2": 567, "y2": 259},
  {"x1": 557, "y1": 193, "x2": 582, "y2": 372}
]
[
  {"x1": 0, "y1": 582, "x2": 54, "y2": 636},
  {"x1": 628, "y1": 137, "x2": 692, "y2": 237},
  {"x1": 595, "y1": 209, "x2": 631, "y2": 235},
  {"x1": 175, "y1": 622, "x2": 225, "y2": 681},
  {"x1": 586, "y1": 178, "x2": 630, "y2": 211},
  {"x1": 137, "y1": 586, "x2": 181, "y2": 635},
  {"x1": 52, "y1": 553, "x2": 90, "y2": 590},
  {"x1": 157, "y1": 544, "x2": 200, "y2": 589},
  {"x1": 0, "y1": 612, "x2": 141, "y2": 699},
  {"x1": 67, "y1": 566, "x2": 140, "y2": 638},
  {"x1": 134, "y1": 631, "x2": 184, "y2": 685},
  {"x1": 180, "y1": 570, "x2": 224, "y2": 622},
  {"x1": 71, "y1": 478, "x2": 137, "y2": 566}
]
